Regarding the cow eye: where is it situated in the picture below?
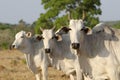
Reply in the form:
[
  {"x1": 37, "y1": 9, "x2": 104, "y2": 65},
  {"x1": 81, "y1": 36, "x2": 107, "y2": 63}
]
[
  {"x1": 52, "y1": 35, "x2": 58, "y2": 39},
  {"x1": 42, "y1": 37, "x2": 44, "y2": 39},
  {"x1": 21, "y1": 36, "x2": 24, "y2": 38},
  {"x1": 41, "y1": 36, "x2": 44, "y2": 39},
  {"x1": 51, "y1": 36, "x2": 55, "y2": 39}
]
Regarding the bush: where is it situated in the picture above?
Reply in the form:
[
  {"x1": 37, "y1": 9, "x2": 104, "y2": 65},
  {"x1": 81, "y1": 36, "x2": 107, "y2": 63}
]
[
  {"x1": 0, "y1": 42, "x2": 9, "y2": 49},
  {"x1": 113, "y1": 22, "x2": 120, "y2": 29}
]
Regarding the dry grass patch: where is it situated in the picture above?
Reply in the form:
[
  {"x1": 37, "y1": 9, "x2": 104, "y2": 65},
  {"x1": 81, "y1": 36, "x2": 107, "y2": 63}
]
[{"x1": 0, "y1": 50, "x2": 69, "y2": 80}]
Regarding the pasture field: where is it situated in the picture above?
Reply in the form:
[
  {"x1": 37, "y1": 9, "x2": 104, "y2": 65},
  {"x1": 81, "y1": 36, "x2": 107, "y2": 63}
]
[{"x1": 0, "y1": 50, "x2": 69, "y2": 80}]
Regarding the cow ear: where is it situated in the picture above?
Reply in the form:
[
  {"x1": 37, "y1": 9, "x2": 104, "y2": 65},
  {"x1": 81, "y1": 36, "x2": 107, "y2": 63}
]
[
  {"x1": 26, "y1": 32, "x2": 32, "y2": 38},
  {"x1": 81, "y1": 27, "x2": 91, "y2": 34},
  {"x1": 61, "y1": 27, "x2": 71, "y2": 33},
  {"x1": 56, "y1": 27, "x2": 71, "y2": 35},
  {"x1": 36, "y1": 35, "x2": 43, "y2": 41},
  {"x1": 54, "y1": 35, "x2": 62, "y2": 41}
]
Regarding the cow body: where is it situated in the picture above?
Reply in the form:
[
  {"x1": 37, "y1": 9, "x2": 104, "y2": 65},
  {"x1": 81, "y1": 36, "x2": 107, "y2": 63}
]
[
  {"x1": 56, "y1": 19, "x2": 120, "y2": 80},
  {"x1": 78, "y1": 31, "x2": 119, "y2": 80},
  {"x1": 40, "y1": 29, "x2": 82, "y2": 80},
  {"x1": 11, "y1": 31, "x2": 49, "y2": 80}
]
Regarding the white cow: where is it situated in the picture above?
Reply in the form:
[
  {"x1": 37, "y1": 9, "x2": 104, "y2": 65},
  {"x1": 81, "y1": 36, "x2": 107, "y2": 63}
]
[
  {"x1": 10, "y1": 31, "x2": 49, "y2": 80},
  {"x1": 38, "y1": 28, "x2": 83, "y2": 80},
  {"x1": 56, "y1": 19, "x2": 120, "y2": 80},
  {"x1": 93, "y1": 23, "x2": 120, "y2": 74}
]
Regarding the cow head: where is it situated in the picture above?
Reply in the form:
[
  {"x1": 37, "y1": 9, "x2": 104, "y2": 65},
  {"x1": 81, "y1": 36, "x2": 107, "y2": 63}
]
[
  {"x1": 40, "y1": 27, "x2": 61, "y2": 53},
  {"x1": 10, "y1": 31, "x2": 32, "y2": 50},
  {"x1": 56, "y1": 19, "x2": 89, "y2": 50}
]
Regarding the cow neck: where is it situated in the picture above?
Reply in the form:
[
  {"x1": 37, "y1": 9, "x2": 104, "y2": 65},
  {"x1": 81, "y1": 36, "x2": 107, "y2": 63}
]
[
  {"x1": 51, "y1": 36, "x2": 75, "y2": 60},
  {"x1": 21, "y1": 38, "x2": 35, "y2": 55},
  {"x1": 79, "y1": 32, "x2": 106, "y2": 58},
  {"x1": 50, "y1": 39, "x2": 62, "y2": 58}
]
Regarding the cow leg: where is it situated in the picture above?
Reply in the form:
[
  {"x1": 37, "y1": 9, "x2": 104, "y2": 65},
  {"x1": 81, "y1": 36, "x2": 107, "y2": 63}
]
[
  {"x1": 26, "y1": 54, "x2": 41, "y2": 80},
  {"x1": 41, "y1": 64, "x2": 48, "y2": 80},
  {"x1": 30, "y1": 67, "x2": 41, "y2": 80},
  {"x1": 75, "y1": 55, "x2": 83, "y2": 80},
  {"x1": 35, "y1": 73, "x2": 41, "y2": 80},
  {"x1": 94, "y1": 77, "x2": 109, "y2": 80},
  {"x1": 83, "y1": 74, "x2": 93, "y2": 80},
  {"x1": 70, "y1": 74, "x2": 75, "y2": 80},
  {"x1": 29, "y1": 67, "x2": 41, "y2": 80}
]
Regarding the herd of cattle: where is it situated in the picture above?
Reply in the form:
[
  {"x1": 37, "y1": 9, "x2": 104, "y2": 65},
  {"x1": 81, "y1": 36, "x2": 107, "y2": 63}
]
[{"x1": 10, "y1": 19, "x2": 120, "y2": 80}]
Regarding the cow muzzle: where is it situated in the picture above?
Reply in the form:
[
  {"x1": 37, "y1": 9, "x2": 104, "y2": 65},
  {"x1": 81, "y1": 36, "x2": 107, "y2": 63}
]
[
  {"x1": 45, "y1": 48, "x2": 51, "y2": 53},
  {"x1": 10, "y1": 45, "x2": 15, "y2": 50},
  {"x1": 71, "y1": 43, "x2": 80, "y2": 49}
]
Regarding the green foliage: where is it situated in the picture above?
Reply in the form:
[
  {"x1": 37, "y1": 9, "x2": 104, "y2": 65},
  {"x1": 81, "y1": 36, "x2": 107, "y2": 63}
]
[
  {"x1": 35, "y1": 13, "x2": 54, "y2": 34},
  {"x1": 55, "y1": 15, "x2": 69, "y2": 29},
  {"x1": 105, "y1": 21, "x2": 120, "y2": 29},
  {"x1": 0, "y1": 29, "x2": 13, "y2": 50},
  {"x1": 0, "y1": 21, "x2": 34, "y2": 50},
  {"x1": 35, "y1": 0, "x2": 102, "y2": 33},
  {"x1": 0, "y1": 23, "x2": 12, "y2": 30},
  {"x1": 112, "y1": 21, "x2": 120, "y2": 29},
  {"x1": 0, "y1": 42, "x2": 9, "y2": 49}
]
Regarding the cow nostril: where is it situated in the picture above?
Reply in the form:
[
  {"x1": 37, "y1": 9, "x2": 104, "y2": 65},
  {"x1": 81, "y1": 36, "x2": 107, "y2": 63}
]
[
  {"x1": 9, "y1": 45, "x2": 15, "y2": 50},
  {"x1": 12, "y1": 45, "x2": 15, "y2": 48},
  {"x1": 45, "y1": 49, "x2": 51, "y2": 53},
  {"x1": 72, "y1": 43, "x2": 75, "y2": 47},
  {"x1": 71, "y1": 43, "x2": 80, "y2": 49},
  {"x1": 77, "y1": 43, "x2": 80, "y2": 48}
]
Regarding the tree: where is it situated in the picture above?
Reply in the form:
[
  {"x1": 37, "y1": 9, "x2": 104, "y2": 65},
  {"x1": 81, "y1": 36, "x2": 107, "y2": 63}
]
[
  {"x1": 35, "y1": 0, "x2": 101, "y2": 33},
  {"x1": 18, "y1": 19, "x2": 26, "y2": 27}
]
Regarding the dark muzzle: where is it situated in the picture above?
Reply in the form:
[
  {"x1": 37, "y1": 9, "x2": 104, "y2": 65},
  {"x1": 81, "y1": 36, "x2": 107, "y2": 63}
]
[
  {"x1": 71, "y1": 43, "x2": 80, "y2": 49},
  {"x1": 45, "y1": 48, "x2": 51, "y2": 53},
  {"x1": 10, "y1": 45, "x2": 15, "y2": 50}
]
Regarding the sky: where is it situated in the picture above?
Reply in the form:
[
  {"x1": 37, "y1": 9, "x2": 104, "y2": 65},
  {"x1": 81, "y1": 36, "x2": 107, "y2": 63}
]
[
  {"x1": 100, "y1": 0, "x2": 120, "y2": 21},
  {"x1": 0, "y1": 0, "x2": 120, "y2": 24}
]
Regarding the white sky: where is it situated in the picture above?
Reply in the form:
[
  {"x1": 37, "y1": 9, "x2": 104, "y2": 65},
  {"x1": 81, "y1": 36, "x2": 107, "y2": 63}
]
[
  {"x1": 0, "y1": 0, "x2": 120, "y2": 24},
  {"x1": 100, "y1": 0, "x2": 120, "y2": 21}
]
